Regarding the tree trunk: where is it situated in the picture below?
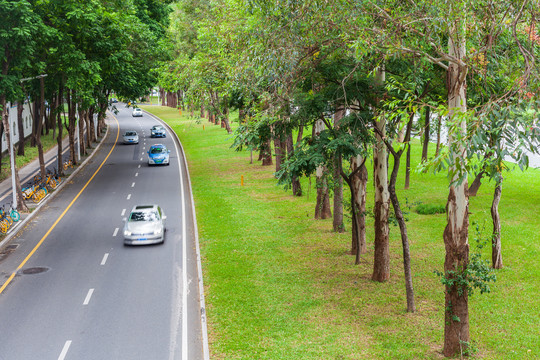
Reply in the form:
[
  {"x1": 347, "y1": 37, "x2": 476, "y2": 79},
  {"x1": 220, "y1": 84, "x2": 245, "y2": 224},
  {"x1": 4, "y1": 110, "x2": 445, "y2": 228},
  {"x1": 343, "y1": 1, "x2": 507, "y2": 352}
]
[
  {"x1": 468, "y1": 171, "x2": 484, "y2": 196},
  {"x1": 78, "y1": 109, "x2": 86, "y2": 157},
  {"x1": 89, "y1": 107, "x2": 96, "y2": 144},
  {"x1": 261, "y1": 139, "x2": 273, "y2": 166},
  {"x1": 57, "y1": 83, "x2": 64, "y2": 175},
  {"x1": 315, "y1": 166, "x2": 332, "y2": 219},
  {"x1": 287, "y1": 130, "x2": 301, "y2": 196},
  {"x1": 333, "y1": 109, "x2": 345, "y2": 233},
  {"x1": 491, "y1": 176, "x2": 503, "y2": 269},
  {"x1": 36, "y1": 76, "x2": 46, "y2": 179},
  {"x1": 443, "y1": 29, "x2": 470, "y2": 358},
  {"x1": 17, "y1": 101, "x2": 25, "y2": 156},
  {"x1": 422, "y1": 106, "x2": 430, "y2": 162},
  {"x1": 1, "y1": 95, "x2": 28, "y2": 212},
  {"x1": 435, "y1": 115, "x2": 442, "y2": 157},
  {"x1": 351, "y1": 155, "x2": 368, "y2": 256},
  {"x1": 404, "y1": 143, "x2": 411, "y2": 189},
  {"x1": 372, "y1": 66, "x2": 391, "y2": 282},
  {"x1": 223, "y1": 104, "x2": 232, "y2": 133},
  {"x1": 388, "y1": 148, "x2": 416, "y2": 312},
  {"x1": 67, "y1": 89, "x2": 77, "y2": 165},
  {"x1": 314, "y1": 120, "x2": 329, "y2": 218},
  {"x1": 274, "y1": 134, "x2": 283, "y2": 174}
]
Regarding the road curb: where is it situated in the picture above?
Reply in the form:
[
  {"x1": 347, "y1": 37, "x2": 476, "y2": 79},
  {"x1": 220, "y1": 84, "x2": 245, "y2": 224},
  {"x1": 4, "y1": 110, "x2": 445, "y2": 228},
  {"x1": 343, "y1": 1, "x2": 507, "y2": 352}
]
[{"x1": 0, "y1": 119, "x2": 111, "y2": 252}]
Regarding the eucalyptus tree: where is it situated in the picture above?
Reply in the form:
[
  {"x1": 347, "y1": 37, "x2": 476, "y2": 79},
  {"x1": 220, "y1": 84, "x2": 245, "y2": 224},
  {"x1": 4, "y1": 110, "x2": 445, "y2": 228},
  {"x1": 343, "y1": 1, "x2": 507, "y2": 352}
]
[{"x1": 359, "y1": 0, "x2": 539, "y2": 355}]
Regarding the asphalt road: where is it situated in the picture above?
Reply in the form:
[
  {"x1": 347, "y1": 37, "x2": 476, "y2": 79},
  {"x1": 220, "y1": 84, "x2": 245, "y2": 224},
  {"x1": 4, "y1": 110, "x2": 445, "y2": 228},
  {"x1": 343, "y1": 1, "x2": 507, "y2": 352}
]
[{"x1": 0, "y1": 106, "x2": 206, "y2": 360}]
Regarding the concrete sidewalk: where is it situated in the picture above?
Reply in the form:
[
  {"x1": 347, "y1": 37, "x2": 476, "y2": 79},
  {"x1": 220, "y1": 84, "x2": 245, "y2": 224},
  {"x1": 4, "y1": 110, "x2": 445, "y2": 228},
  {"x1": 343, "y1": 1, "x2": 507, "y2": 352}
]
[{"x1": 0, "y1": 136, "x2": 71, "y2": 207}]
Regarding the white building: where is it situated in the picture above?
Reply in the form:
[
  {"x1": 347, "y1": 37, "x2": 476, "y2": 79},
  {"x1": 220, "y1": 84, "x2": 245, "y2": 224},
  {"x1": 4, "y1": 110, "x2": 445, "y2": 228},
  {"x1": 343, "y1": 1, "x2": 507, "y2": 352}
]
[{"x1": 1, "y1": 101, "x2": 34, "y2": 154}]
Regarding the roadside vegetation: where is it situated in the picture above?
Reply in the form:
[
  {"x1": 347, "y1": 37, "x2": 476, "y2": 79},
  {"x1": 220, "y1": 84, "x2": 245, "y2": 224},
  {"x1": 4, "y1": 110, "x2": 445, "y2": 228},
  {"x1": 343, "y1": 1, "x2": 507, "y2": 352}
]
[{"x1": 143, "y1": 105, "x2": 540, "y2": 360}]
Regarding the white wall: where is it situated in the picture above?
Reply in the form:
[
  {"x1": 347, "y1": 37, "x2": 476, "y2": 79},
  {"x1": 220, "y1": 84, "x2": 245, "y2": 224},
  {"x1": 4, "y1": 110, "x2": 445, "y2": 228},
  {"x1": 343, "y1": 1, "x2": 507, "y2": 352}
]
[{"x1": 1, "y1": 101, "x2": 34, "y2": 153}]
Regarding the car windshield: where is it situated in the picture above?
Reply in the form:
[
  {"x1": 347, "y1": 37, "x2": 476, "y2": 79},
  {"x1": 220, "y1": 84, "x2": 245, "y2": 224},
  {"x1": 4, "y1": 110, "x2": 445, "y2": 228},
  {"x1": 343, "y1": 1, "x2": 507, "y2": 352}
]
[
  {"x1": 150, "y1": 147, "x2": 166, "y2": 154},
  {"x1": 125, "y1": 131, "x2": 137, "y2": 136},
  {"x1": 129, "y1": 210, "x2": 159, "y2": 222},
  {"x1": 152, "y1": 126, "x2": 163, "y2": 130}
]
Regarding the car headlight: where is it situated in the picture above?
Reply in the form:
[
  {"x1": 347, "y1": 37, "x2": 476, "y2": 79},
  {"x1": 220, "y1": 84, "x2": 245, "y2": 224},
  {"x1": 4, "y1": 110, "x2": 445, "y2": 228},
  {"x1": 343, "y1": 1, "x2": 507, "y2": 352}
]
[{"x1": 124, "y1": 230, "x2": 132, "y2": 236}]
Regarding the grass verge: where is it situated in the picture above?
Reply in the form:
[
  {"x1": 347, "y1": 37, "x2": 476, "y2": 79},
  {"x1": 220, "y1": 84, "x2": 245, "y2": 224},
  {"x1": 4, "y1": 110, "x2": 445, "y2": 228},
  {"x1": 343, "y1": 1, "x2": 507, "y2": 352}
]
[{"x1": 143, "y1": 105, "x2": 539, "y2": 360}]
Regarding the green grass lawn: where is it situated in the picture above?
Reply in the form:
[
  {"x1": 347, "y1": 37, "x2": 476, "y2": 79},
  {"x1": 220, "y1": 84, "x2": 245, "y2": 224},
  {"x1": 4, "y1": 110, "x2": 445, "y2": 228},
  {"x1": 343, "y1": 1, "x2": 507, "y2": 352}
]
[{"x1": 143, "y1": 105, "x2": 539, "y2": 360}]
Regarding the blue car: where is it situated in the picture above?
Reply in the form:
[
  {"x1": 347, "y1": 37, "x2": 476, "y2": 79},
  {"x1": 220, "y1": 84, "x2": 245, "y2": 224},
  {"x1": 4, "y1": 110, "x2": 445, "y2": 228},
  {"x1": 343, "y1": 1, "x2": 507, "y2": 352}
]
[
  {"x1": 147, "y1": 144, "x2": 170, "y2": 166},
  {"x1": 151, "y1": 125, "x2": 166, "y2": 138}
]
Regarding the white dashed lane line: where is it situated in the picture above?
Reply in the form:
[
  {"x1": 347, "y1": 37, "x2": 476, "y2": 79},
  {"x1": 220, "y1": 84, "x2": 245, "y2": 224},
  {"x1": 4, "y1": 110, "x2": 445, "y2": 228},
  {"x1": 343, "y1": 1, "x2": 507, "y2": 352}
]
[
  {"x1": 113, "y1": 228, "x2": 119, "y2": 237},
  {"x1": 58, "y1": 340, "x2": 72, "y2": 360},
  {"x1": 101, "y1": 253, "x2": 109, "y2": 265},
  {"x1": 131, "y1": 182, "x2": 135, "y2": 188},
  {"x1": 121, "y1": 208, "x2": 126, "y2": 216},
  {"x1": 83, "y1": 289, "x2": 94, "y2": 305},
  {"x1": 127, "y1": 194, "x2": 131, "y2": 200},
  {"x1": 135, "y1": 172, "x2": 138, "y2": 177}
]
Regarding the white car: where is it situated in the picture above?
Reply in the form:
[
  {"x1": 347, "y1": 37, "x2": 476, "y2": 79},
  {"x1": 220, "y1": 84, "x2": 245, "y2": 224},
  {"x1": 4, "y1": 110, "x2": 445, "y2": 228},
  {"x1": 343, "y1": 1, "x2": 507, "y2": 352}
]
[
  {"x1": 123, "y1": 205, "x2": 167, "y2": 245},
  {"x1": 132, "y1": 108, "x2": 143, "y2": 117}
]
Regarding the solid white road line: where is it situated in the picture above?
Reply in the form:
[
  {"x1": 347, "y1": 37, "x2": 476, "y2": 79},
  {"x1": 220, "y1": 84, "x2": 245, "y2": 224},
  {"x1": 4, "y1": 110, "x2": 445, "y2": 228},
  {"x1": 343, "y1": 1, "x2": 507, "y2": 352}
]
[
  {"x1": 171, "y1": 132, "x2": 189, "y2": 360},
  {"x1": 101, "y1": 253, "x2": 109, "y2": 265},
  {"x1": 113, "y1": 228, "x2": 119, "y2": 237},
  {"x1": 83, "y1": 289, "x2": 94, "y2": 305},
  {"x1": 58, "y1": 340, "x2": 72, "y2": 360}
]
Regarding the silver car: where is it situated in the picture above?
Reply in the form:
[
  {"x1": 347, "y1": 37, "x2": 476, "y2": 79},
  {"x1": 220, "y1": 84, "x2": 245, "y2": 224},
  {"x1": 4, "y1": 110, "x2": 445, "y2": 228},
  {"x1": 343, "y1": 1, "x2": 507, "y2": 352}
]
[
  {"x1": 123, "y1": 205, "x2": 167, "y2": 245},
  {"x1": 122, "y1": 130, "x2": 139, "y2": 144}
]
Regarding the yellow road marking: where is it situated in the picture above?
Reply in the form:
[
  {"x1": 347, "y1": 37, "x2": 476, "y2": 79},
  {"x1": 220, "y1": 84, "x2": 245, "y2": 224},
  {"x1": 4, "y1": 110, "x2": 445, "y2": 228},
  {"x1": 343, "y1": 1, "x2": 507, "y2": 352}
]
[{"x1": 0, "y1": 115, "x2": 120, "y2": 295}]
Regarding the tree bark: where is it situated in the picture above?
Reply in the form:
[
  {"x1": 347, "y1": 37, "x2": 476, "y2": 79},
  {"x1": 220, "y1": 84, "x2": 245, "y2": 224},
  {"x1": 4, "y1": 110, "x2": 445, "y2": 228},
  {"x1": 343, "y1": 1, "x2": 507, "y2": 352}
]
[
  {"x1": 314, "y1": 120, "x2": 330, "y2": 218},
  {"x1": 274, "y1": 129, "x2": 284, "y2": 174},
  {"x1": 57, "y1": 83, "x2": 64, "y2": 175},
  {"x1": 315, "y1": 166, "x2": 332, "y2": 219},
  {"x1": 333, "y1": 109, "x2": 345, "y2": 233},
  {"x1": 491, "y1": 176, "x2": 503, "y2": 269},
  {"x1": 372, "y1": 66, "x2": 390, "y2": 282},
  {"x1": 261, "y1": 139, "x2": 273, "y2": 166},
  {"x1": 286, "y1": 131, "x2": 302, "y2": 196},
  {"x1": 78, "y1": 109, "x2": 86, "y2": 157},
  {"x1": 422, "y1": 106, "x2": 430, "y2": 162},
  {"x1": 468, "y1": 171, "x2": 484, "y2": 196},
  {"x1": 351, "y1": 155, "x2": 368, "y2": 256},
  {"x1": 16, "y1": 101, "x2": 25, "y2": 156},
  {"x1": 36, "y1": 76, "x2": 46, "y2": 179},
  {"x1": 1, "y1": 95, "x2": 28, "y2": 212},
  {"x1": 443, "y1": 28, "x2": 470, "y2": 357},
  {"x1": 435, "y1": 115, "x2": 442, "y2": 157},
  {"x1": 388, "y1": 148, "x2": 415, "y2": 312},
  {"x1": 67, "y1": 88, "x2": 77, "y2": 165}
]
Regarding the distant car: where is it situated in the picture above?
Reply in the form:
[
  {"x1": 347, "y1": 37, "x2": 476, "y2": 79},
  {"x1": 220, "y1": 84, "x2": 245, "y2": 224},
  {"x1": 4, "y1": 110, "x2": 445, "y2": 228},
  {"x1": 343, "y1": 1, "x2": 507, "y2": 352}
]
[
  {"x1": 147, "y1": 144, "x2": 170, "y2": 166},
  {"x1": 122, "y1": 130, "x2": 139, "y2": 144},
  {"x1": 110, "y1": 98, "x2": 118, "y2": 103},
  {"x1": 132, "y1": 108, "x2": 143, "y2": 117},
  {"x1": 150, "y1": 125, "x2": 166, "y2": 138},
  {"x1": 123, "y1": 204, "x2": 167, "y2": 245}
]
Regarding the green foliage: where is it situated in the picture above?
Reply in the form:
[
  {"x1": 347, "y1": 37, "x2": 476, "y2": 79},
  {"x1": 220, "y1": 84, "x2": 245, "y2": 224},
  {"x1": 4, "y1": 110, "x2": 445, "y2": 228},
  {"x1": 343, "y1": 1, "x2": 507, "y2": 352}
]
[
  {"x1": 415, "y1": 203, "x2": 445, "y2": 215},
  {"x1": 435, "y1": 222, "x2": 497, "y2": 297}
]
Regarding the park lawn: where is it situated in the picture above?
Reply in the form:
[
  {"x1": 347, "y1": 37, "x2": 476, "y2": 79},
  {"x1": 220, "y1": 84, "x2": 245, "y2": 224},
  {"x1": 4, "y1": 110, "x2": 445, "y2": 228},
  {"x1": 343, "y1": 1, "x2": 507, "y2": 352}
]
[{"x1": 143, "y1": 105, "x2": 539, "y2": 360}]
